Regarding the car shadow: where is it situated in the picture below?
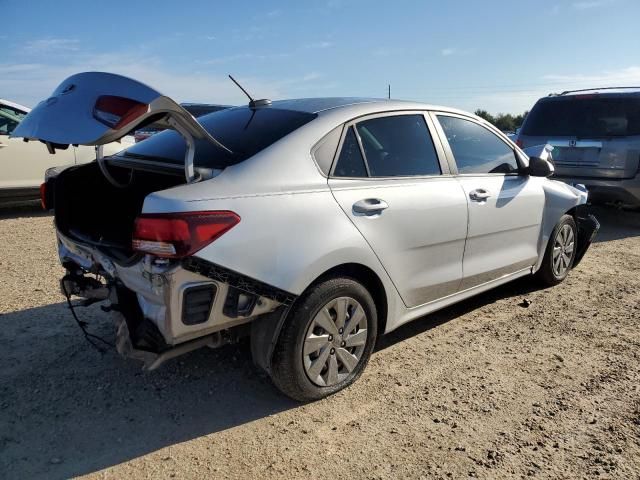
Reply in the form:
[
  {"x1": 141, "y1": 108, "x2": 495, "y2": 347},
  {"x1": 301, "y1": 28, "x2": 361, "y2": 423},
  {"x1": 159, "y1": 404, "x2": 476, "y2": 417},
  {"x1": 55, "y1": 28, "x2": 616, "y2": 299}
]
[
  {"x1": 0, "y1": 201, "x2": 51, "y2": 220},
  {"x1": 0, "y1": 275, "x2": 544, "y2": 479},
  {"x1": 0, "y1": 302, "x2": 297, "y2": 479},
  {"x1": 376, "y1": 276, "x2": 540, "y2": 351},
  {"x1": 378, "y1": 205, "x2": 640, "y2": 351}
]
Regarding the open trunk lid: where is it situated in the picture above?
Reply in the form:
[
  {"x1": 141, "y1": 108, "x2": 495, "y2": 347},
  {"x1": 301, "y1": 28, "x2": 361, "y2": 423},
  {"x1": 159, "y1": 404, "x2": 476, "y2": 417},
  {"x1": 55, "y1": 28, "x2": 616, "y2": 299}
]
[{"x1": 12, "y1": 72, "x2": 231, "y2": 181}]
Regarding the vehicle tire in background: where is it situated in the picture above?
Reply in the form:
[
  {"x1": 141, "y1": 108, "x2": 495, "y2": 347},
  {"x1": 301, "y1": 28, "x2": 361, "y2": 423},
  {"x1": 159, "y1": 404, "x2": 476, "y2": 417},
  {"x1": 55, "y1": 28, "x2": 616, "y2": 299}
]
[
  {"x1": 270, "y1": 277, "x2": 378, "y2": 402},
  {"x1": 536, "y1": 214, "x2": 578, "y2": 286}
]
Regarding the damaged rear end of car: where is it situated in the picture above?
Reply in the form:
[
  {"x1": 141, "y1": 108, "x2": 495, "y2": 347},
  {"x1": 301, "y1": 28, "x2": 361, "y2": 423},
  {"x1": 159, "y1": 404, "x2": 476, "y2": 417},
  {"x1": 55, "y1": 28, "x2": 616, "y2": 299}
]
[
  {"x1": 56, "y1": 213, "x2": 292, "y2": 370},
  {"x1": 15, "y1": 72, "x2": 310, "y2": 369}
]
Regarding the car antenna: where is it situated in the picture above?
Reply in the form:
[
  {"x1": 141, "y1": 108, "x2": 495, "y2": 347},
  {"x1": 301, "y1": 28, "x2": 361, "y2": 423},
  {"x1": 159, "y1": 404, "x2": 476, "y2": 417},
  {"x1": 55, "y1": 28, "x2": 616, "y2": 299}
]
[{"x1": 228, "y1": 74, "x2": 272, "y2": 108}]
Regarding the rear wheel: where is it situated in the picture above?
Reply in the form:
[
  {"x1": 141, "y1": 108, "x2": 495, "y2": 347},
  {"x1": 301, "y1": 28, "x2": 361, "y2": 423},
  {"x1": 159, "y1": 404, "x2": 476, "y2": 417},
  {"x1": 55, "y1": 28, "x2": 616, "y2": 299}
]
[
  {"x1": 270, "y1": 277, "x2": 377, "y2": 401},
  {"x1": 536, "y1": 214, "x2": 578, "y2": 286}
]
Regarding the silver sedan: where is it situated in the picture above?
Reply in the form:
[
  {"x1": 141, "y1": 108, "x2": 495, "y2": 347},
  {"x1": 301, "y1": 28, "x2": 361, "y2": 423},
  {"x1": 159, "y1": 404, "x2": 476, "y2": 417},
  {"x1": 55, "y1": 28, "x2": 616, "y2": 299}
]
[{"x1": 14, "y1": 73, "x2": 599, "y2": 401}]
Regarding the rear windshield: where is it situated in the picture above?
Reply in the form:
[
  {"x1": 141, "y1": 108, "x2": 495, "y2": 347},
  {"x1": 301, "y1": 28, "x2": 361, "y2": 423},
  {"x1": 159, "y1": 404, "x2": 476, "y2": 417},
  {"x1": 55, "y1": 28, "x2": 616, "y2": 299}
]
[
  {"x1": 522, "y1": 96, "x2": 640, "y2": 137},
  {"x1": 117, "y1": 107, "x2": 317, "y2": 168}
]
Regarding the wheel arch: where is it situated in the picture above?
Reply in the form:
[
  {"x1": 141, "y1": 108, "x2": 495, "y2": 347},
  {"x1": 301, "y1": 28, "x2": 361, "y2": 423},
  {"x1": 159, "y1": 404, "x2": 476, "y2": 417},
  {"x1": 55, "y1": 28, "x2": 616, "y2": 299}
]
[
  {"x1": 250, "y1": 262, "x2": 390, "y2": 376},
  {"x1": 309, "y1": 262, "x2": 389, "y2": 336}
]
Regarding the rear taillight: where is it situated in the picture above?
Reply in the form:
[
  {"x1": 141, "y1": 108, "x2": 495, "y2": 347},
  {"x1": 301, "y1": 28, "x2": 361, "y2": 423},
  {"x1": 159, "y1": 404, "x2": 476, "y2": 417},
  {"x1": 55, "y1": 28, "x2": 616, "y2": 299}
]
[
  {"x1": 516, "y1": 138, "x2": 524, "y2": 148},
  {"x1": 39, "y1": 182, "x2": 47, "y2": 210},
  {"x1": 132, "y1": 211, "x2": 240, "y2": 258},
  {"x1": 93, "y1": 95, "x2": 148, "y2": 130}
]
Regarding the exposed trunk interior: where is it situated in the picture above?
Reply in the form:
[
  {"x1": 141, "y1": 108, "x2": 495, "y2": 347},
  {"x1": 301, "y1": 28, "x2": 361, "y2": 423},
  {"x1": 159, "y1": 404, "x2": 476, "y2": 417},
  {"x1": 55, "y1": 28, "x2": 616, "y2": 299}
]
[{"x1": 53, "y1": 162, "x2": 185, "y2": 259}]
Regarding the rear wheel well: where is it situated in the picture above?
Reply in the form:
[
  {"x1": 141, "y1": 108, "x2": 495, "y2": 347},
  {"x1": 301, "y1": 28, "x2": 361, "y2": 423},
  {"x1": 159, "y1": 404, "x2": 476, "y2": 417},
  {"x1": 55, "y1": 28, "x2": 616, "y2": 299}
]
[{"x1": 310, "y1": 263, "x2": 388, "y2": 336}]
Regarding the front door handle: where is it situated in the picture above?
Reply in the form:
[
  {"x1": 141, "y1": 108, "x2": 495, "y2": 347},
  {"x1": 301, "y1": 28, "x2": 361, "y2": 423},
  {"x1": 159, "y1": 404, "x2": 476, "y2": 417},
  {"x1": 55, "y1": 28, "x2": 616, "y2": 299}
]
[
  {"x1": 469, "y1": 188, "x2": 491, "y2": 202},
  {"x1": 353, "y1": 198, "x2": 388, "y2": 215}
]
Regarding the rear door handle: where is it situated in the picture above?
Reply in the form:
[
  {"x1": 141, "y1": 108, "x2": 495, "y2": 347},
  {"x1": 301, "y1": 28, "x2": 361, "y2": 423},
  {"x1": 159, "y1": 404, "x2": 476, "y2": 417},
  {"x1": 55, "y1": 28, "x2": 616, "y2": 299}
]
[
  {"x1": 0, "y1": 142, "x2": 7, "y2": 148},
  {"x1": 469, "y1": 188, "x2": 491, "y2": 202},
  {"x1": 353, "y1": 198, "x2": 388, "y2": 215}
]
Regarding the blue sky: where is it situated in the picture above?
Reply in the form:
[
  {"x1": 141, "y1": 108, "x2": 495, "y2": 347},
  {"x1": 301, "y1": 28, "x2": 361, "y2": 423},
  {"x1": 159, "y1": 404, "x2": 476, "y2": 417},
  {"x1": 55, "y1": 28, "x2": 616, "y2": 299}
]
[{"x1": 2, "y1": 0, "x2": 639, "y2": 113}]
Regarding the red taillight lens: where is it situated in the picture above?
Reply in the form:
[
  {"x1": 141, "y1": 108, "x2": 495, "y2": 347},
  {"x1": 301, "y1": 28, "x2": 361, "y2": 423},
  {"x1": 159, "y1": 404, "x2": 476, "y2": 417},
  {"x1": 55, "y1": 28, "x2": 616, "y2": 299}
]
[
  {"x1": 516, "y1": 138, "x2": 524, "y2": 148},
  {"x1": 39, "y1": 182, "x2": 47, "y2": 210},
  {"x1": 132, "y1": 211, "x2": 240, "y2": 258},
  {"x1": 93, "y1": 95, "x2": 148, "y2": 130}
]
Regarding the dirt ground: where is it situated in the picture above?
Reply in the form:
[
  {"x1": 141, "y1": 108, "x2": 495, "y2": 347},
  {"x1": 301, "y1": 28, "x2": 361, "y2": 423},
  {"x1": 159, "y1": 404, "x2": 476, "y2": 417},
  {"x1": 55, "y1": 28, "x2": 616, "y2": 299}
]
[{"x1": 0, "y1": 204, "x2": 638, "y2": 479}]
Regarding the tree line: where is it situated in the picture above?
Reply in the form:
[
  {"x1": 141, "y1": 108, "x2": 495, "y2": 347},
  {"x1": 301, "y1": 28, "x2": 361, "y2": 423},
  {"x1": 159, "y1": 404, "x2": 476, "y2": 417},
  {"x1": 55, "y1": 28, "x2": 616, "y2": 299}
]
[{"x1": 474, "y1": 110, "x2": 529, "y2": 132}]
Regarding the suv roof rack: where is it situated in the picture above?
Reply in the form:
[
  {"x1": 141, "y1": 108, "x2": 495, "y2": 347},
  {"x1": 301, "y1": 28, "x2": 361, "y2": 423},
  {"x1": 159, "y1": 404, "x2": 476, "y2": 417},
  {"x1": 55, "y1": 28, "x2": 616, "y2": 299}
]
[{"x1": 549, "y1": 86, "x2": 640, "y2": 96}]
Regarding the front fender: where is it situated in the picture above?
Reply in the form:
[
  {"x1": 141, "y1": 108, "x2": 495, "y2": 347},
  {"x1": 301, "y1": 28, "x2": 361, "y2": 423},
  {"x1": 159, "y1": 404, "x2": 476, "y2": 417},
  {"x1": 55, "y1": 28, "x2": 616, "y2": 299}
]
[{"x1": 535, "y1": 180, "x2": 589, "y2": 272}]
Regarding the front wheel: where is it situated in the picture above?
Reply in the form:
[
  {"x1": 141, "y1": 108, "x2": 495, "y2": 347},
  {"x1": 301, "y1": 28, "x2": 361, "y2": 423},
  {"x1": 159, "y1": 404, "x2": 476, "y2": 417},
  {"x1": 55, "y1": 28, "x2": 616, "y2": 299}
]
[
  {"x1": 536, "y1": 214, "x2": 578, "y2": 286},
  {"x1": 270, "y1": 277, "x2": 378, "y2": 402}
]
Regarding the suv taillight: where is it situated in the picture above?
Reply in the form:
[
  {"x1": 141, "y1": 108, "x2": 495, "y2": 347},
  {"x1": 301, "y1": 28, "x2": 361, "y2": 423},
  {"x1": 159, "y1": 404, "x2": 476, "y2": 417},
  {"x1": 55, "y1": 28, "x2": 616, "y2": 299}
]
[
  {"x1": 516, "y1": 139, "x2": 524, "y2": 148},
  {"x1": 132, "y1": 211, "x2": 240, "y2": 258}
]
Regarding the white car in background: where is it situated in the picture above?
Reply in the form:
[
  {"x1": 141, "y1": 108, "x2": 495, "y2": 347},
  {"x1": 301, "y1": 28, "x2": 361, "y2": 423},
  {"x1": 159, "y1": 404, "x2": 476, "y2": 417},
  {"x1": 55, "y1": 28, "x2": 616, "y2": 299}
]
[{"x1": 0, "y1": 98, "x2": 131, "y2": 202}]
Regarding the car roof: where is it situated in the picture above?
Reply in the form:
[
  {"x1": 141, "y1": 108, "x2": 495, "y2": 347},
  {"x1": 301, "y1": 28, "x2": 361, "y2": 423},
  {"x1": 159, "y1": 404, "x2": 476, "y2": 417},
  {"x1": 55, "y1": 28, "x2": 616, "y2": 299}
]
[
  {"x1": 0, "y1": 98, "x2": 31, "y2": 113},
  {"x1": 266, "y1": 97, "x2": 471, "y2": 116},
  {"x1": 542, "y1": 88, "x2": 640, "y2": 101}
]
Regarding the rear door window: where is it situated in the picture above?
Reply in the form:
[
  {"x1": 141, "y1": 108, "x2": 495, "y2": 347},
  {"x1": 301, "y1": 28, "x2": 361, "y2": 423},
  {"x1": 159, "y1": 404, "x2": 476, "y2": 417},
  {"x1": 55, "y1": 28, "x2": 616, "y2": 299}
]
[
  {"x1": 332, "y1": 114, "x2": 443, "y2": 178},
  {"x1": 437, "y1": 115, "x2": 518, "y2": 174},
  {"x1": 355, "y1": 115, "x2": 441, "y2": 177},
  {"x1": 522, "y1": 96, "x2": 640, "y2": 137}
]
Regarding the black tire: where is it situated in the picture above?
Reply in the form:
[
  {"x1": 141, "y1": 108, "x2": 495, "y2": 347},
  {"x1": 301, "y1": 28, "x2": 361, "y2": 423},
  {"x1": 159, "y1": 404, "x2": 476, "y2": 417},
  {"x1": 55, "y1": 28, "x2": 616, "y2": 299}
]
[
  {"x1": 270, "y1": 277, "x2": 378, "y2": 402},
  {"x1": 536, "y1": 214, "x2": 578, "y2": 287}
]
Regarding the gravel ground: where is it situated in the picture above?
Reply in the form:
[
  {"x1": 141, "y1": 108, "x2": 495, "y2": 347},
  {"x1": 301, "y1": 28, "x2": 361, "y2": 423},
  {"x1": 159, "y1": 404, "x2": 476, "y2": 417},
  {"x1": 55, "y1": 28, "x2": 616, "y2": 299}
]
[{"x1": 0, "y1": 204, "x2": 638, "y2": 479}]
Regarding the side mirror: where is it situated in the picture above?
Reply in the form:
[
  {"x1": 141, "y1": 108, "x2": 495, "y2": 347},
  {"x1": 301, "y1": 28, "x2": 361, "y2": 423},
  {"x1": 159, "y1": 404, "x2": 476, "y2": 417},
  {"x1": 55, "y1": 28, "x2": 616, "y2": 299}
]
[{"x1": 527, "y1": 156, "x2": 554, "y2": 177}]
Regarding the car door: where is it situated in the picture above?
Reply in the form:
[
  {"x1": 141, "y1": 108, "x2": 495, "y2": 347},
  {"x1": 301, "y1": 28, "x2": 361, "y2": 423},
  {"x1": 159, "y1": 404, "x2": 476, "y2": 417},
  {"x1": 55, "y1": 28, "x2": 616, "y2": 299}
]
[
  {"x1": 0, "y1": 104, "x2": 76, "y2": 190},
  {"x1": 328, "y1": 112, "x2": 468, "y2": 308},
  {"x1": 432, "y1": 113, "x2": 545, "y2": 290}
]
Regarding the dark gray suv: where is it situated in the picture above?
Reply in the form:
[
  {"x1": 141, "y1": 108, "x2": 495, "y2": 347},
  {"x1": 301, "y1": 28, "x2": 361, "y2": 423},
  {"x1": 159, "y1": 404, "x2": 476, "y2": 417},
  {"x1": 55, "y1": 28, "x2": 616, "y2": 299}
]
[{"x1": 518, "y1": 88, "x2": 640, "y2": 208}]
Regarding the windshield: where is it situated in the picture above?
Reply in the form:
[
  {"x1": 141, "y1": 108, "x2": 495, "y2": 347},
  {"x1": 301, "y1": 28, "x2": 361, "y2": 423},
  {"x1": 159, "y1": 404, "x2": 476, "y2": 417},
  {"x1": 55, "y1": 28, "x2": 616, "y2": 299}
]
[
  {"x1": 522, "y1": 96, "x2": 640, "y2": 138},
  {"x1": 116, "y1": 106, "x2": 317, "y2": 168}
]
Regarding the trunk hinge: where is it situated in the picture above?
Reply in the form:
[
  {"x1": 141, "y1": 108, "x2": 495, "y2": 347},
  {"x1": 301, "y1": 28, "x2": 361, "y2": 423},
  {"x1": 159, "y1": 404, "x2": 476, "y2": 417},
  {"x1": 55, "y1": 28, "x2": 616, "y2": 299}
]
[
  {"x1": 166, "y1": 116, "x2": 198, "y2": 183},
  {"x1": 96, "y1": 144, "x2": 132, "y2": 188},
  {"x1": 165, "y1": 114, "x2": 233, "y2": 183},
  {"x1": 96, "y1": 102, "x2": 233, "y2": 185}
]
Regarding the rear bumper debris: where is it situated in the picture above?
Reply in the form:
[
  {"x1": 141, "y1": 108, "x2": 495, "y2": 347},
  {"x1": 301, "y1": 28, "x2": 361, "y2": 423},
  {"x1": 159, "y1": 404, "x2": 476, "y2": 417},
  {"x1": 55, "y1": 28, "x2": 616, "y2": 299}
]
[{"x1": 56, "y1": 230, "x2": 293, "y2": 368}]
